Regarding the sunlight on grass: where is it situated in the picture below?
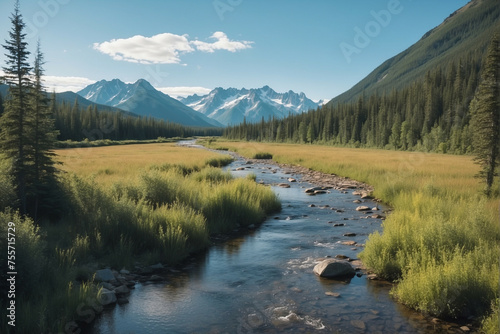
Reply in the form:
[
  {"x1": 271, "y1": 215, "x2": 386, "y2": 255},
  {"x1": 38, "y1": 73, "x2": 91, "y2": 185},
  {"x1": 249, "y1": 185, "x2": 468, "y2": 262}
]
[{"x1": 210, "y1": 140, "x2": 500, "y2": 321}]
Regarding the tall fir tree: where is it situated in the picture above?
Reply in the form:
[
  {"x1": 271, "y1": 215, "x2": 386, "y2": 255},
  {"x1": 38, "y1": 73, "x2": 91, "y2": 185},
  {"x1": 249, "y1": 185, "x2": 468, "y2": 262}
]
[
  {"x1": 0, "y1": 0, "x2": 33, "y2": 214},
  {"x1": 470, "y1": 34, "x2": 500, "y2": 197},
  {"x1": 28, "y1": 41, "x2": 59, "y2": 219}
]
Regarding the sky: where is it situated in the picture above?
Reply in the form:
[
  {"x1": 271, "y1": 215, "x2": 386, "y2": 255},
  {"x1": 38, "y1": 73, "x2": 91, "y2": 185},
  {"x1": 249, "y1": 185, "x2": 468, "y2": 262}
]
[{"x1": 0, "y1": 0, "x2": 470, "y2": 102}]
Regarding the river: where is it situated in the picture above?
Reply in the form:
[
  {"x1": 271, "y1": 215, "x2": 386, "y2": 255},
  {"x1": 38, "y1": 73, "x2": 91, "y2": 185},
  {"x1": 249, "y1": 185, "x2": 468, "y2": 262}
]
[{"x1": 90, "y1": 143, "x2": 456, "y2": 333}]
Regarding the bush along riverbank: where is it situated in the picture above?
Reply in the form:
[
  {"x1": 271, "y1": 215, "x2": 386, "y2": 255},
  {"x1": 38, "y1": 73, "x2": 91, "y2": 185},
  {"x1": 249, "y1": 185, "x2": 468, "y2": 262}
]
[
  {"x1": 202, "y1": 140, "x2": 500, "y2": 333},
  {"x1": 0, "y1": 155, "x2": 281, "y2": 333}
]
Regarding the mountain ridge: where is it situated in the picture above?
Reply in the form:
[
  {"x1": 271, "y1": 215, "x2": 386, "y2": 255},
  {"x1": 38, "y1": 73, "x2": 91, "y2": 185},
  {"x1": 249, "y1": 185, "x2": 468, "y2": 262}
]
[
  {"x1": 180, "y1": 86, "x2": 323, "y2": 126},
  {"x1": 328, "y1": 0, "x2": 500, "y2": 106},
  {"x1": 78, "y1": 79, "x2": 222, "y2": 127}
]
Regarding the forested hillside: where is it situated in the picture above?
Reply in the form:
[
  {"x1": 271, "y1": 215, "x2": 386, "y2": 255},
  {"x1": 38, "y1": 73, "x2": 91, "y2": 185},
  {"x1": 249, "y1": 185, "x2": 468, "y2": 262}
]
[{"x1": 224, "y1": 0, "x2": 500, "y2": 154}]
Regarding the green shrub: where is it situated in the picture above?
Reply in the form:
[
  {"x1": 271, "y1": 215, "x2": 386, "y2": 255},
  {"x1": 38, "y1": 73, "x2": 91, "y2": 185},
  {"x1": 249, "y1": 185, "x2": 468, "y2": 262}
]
[{"x1": 252, "y1": 152, "x2": 273, "y2": 159}]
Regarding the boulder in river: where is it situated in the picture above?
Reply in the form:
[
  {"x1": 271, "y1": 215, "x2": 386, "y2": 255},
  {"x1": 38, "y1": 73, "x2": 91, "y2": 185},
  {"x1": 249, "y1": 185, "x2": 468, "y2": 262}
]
[
  {"x1": 356, "y1": 206, "x2": 370, "y2": 211},
  {"x1": 278, "y1": 183, "x2": 291, "y2": 188},
  {"x1": 98, "y1": 288, "x2": 117, "y2": 306},
  {"x1": 313, "y1": 259, "x2": 355, "y2": 278},
  {"x1": 95, "y1": 269, "x2": 116, "y2": 282}
]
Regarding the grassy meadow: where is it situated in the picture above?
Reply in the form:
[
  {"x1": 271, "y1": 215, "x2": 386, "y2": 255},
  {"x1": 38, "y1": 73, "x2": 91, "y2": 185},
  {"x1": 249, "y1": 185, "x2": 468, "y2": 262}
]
[
  {"x1": 0, "y1": 142, "x2": 280, "y2": 333},
  {"x1": 206, "y1": 140, "x2": 500, "y2": 329}
]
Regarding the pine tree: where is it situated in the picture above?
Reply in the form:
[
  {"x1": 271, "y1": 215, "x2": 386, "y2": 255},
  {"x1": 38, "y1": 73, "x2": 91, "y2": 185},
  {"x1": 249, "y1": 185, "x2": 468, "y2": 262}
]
[
  {"x1": 470, "y1": 35, "x2": 500, "y2": 197},
  {"x1": 28, "y1": 41, "x2": 59, "y2": 219},
  {"x1": 0, "y1": 1, "x2": 33, "y2": 214}
]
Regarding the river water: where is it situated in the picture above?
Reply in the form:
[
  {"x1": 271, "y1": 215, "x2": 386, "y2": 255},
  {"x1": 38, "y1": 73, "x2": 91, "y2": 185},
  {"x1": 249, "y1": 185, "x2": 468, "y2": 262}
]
[{"x1": 90, "y1": 144, "x2": 455, "y2": 334}]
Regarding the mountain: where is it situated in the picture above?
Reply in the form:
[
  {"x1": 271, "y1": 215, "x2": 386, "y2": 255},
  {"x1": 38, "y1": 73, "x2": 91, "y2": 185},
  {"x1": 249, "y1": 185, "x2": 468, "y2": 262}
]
[
  {"x1": 328, "y1": 0, "x2": 500, "y2": 105},
  {"x1": 78, "y1": 79, "x2": 222, "y2": 127},
  {"x1": 179, "y1": 85, "x2": 323, "y2": 125},
  {"x1": 0, "y1": 84, "x2": 132, "y2": 115}
]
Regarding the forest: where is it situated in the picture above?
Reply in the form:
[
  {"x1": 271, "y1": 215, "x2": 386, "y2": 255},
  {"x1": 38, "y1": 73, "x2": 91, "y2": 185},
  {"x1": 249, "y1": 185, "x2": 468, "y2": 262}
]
[{"x1": 224, "y1": 49, "x2": 484, "y2": 154}]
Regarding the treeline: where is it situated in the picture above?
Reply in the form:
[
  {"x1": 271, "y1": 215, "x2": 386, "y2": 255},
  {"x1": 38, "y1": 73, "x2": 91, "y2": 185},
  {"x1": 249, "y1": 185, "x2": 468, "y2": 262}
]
[
  {"x1": 50, "y1": 97, "x2": 222, "y2": 141},
  {"x1": 224, "y1": 50, "x2": 484, "y2": 154}
]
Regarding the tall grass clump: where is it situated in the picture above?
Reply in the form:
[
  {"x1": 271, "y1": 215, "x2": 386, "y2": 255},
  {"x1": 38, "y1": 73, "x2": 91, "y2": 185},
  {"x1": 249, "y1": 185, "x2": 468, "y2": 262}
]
[
  {"x1": 205, "y1": 155, "x2": 234, "y2": 168},
  {"x1": 253, "y1": 152, "x2": 273, "y2": 159},
  {"x1": 201, "y1": 178, "x2": 281, "y2": 233}
]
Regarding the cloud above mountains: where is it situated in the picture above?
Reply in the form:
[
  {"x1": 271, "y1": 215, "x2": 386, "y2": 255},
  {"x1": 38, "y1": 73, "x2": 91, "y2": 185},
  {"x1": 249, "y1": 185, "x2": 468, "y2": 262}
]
[{"x1": 93, "y1": 31, "x2": 253, "y2": 65}]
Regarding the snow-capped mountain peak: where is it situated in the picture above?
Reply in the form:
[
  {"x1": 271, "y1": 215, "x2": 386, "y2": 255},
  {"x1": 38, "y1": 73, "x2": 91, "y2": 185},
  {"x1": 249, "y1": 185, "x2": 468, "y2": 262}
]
[{"x1": 179, "y1": 86, "x2": 321, "y2": 126}]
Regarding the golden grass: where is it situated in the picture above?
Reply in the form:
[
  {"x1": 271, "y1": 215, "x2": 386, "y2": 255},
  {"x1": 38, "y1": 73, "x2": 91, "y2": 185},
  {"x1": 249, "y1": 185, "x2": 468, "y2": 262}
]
[
  {"x1": 55, "y1": 143, "x2": 228, "y2": 185},
  {"x1": 208, "y1": 141, "x2": 482, "y2": 197}
]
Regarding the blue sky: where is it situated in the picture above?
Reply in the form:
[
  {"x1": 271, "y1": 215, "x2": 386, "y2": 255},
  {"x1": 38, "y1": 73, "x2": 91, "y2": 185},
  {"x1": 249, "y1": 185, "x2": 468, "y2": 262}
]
[{"x1": 0, "y1": 0, "x2": 470, "y2": 101}]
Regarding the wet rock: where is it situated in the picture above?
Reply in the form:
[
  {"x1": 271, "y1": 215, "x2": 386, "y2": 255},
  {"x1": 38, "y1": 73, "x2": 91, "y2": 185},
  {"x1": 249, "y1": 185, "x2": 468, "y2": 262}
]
[
  {"x1": 340, "y1": 240, "x2": 356, "y2": 246},
  {"x1": 371, "y1": 214, "x2": 385, "y2": 219},
  {"x1": 325, "y1": 291, "x2": 340, "y2": 297},
  {"x1": 343, "y1": 232, "x2": 357, "y2": 237},
  {"x1": 350, "y1": 320, "x2": 366, "y2": 330},
  {"x1": 95, "y1": 269, "x2": 116, "y2": 282},
  {"x1": 460, "y1": 326, "x2": 470, "y2": 332},
  {"x1": 119, "y1": 269, "x2": 130, "y2": 275},
  {"x1": 356, "y1": 206, "x2": 370, "y2": 211},
  {"x1": 333, "y1": 223, "x2": 345, "y2": 227},
  {"x1": 335, "y1": 254, "x2": 349, "y2": 259},
  {"x1": 314, "y1": 190, "x2": 327, "y2": 194},
  {"x1": 149, "y1": 275, "x2": 163, "y2": 282},
  {"x1": 278, "y1": 183, "x2": 291, "y2": 188},
  {"x1": 114, "y1": 285, "x2": 130, "y2": 295},
  {"x1": 247, "y1": 313, "x2": 264, "y2": 328},
  {"x1": 360, "y1": 192, "x2": 372, "y2": 199},
  {"x1": 309, "y1": 204, "x2": 316, "y2": 207},
  {"x1": 97, "y1": 288, "x2": 117, "y2": 306},
  {"x1": 236, "y1": 167, "x2": 245, "y2": 171},
  {"x1": 336, "y1": 209, "x2": 344, "y2": 213},
  {"x1": 288, "y1": 178, "x2": 297, "y2": 182},
  {"x1": 353, "y1": 199, "x2": 362, "y2": 204},
  {"x1": 150, "y1": 263, "x2": 164, "y2": 271},
  {"x1": 372, "y1": 207, "x2": 379, "y2": 211},
  {"x1": 313, "y1": 259, "x2": 355, "y2": 278}
]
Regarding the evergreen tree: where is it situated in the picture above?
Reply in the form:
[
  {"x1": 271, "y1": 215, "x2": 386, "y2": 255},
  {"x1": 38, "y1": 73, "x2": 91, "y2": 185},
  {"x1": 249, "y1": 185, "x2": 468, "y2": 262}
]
[
  {"x1": 28, "y1": 41, "x2": 59, "y2": 219},
  {"x1": 470, "y1": 35, "x2": 500, "y2": 196},
  {"x1": 0, "y1": 1, "x2": 32, "y2": 214}
]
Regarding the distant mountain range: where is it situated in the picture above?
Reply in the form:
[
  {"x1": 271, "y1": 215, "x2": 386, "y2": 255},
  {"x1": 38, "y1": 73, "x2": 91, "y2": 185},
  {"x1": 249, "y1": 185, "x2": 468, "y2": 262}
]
[
  {"x1": 180, "y1": 86, "x2": 323, "y2": 126},
  {"x1": 78, "y1": 79, "x2": 222, "y2": 127}
]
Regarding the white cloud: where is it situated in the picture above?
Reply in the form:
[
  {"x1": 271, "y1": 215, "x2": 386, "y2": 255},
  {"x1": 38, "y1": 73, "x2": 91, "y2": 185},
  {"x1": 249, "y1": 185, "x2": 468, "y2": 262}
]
[
  {"x1": 93, "y1": 33, "x2": 194, "y2": 64},
  {"x1": 42, "y1": 75, "x2": 96, "y2": 93},
  {"x1": 1, "y1": 71, "x2": 94, "y2": 93},
  {"x1": 157, "y1": 86, "x2": 212, "y2": 99},
  {"x1": 192, "y1": 31, "x2": 253, "y2": 53},
  {"x1": 93, "y1": 32, "x2": 253, "y2": 64}
]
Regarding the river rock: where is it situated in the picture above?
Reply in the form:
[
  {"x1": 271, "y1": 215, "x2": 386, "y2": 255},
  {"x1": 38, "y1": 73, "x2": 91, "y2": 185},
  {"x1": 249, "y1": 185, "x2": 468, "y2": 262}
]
[
  {"x1": 313, "y1": 259, "x2": 355, "y2": 278},
  {"x1": 356, "y1": 206, "x2": 370, "y2": 211},
  {"x1": 150, "y1": 263, "x2": 164, "y2": 271},
  {"x1": 236, "y1": 167, "x2": 245, "y2": 171},
  {"x1": 460, "y1": 326, "x2": 470, "y2": 332},
  {"x1": 288, "y1": 178, "x2": 297, "y2": 182},
  {"x1": 114, "y1": 285, "x2": 130, "y2": 295},
  {"x1": 343, "y1": 232, "x2": 356, "y2": 237},
  {"x1": 353, "y1": 199, "x2": 362, "y2": 204},
  {"x1": 98, "y1": 288, "x2": 117, "y2": 306},
  {"x1": 333, "y1": 223, "x2": 345, "y2": 227},
  {"x1": 360, "y1": 192, "x2": 372, "y2": 199},
  {"x1": 95, "y1": 269, "x2": 116, "y2": 282},
  {"x1": 314, "y1": 190, "x2": 327, "y2": 194},
  {"x1": 351, "y1": 320, "x2": 366, "y2": 330},
  {"x1": 325, "y1": 291, "x2": 340, "y2": 297},
  {"x1": 119, "y1": 269, "x2": 130, "y2": 275},
  {"x1": 278, "y1": 183, "x2": 291, "y2": 188}
]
